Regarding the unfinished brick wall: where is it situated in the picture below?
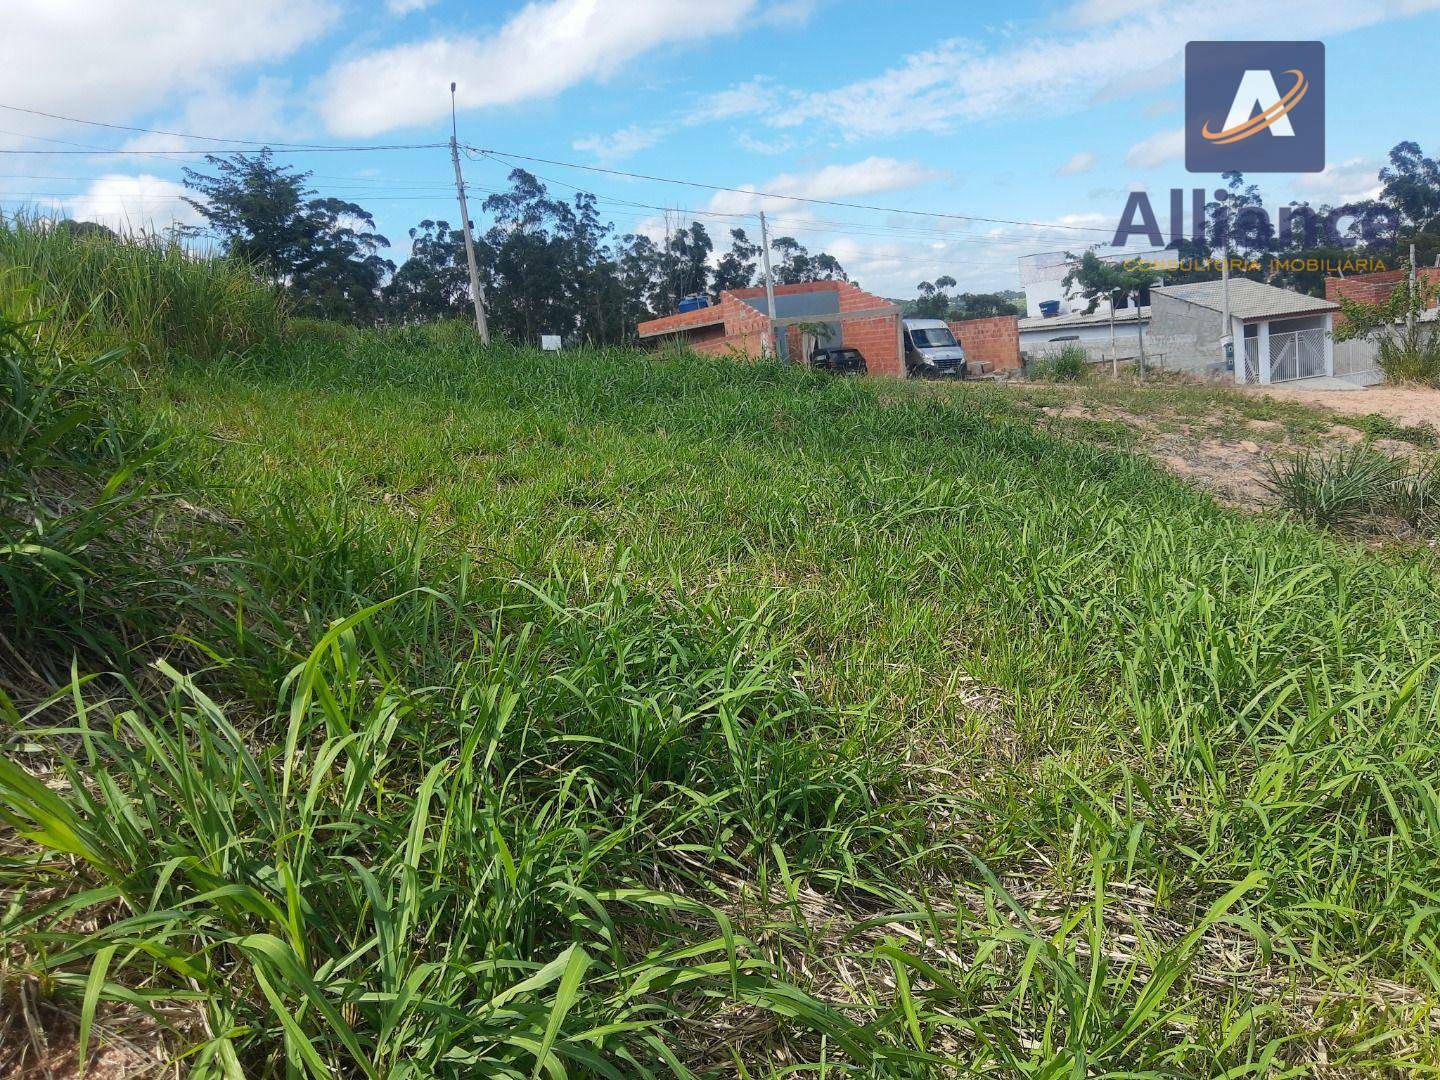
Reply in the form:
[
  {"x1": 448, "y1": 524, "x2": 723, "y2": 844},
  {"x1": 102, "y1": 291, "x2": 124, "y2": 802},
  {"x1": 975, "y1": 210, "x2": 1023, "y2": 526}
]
[
  {"x1": 836, "y1": 283, "x2": 903, "y2": 376},
  {"x1": 948, "y1": 315, "x2": 1021, "y2": 371},
  {"x1": 638, "y1": 280, "x2": 903, "y2": 376},
  {"x1": 1326, "y1": 268, "x2": 1440, "y2": 328}
]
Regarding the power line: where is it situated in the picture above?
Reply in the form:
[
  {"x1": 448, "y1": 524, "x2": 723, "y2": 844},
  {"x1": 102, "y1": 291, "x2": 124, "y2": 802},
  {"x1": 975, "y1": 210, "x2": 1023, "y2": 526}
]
[
  {"x1": 0, "y1": 143, "x2": 445, "y2": 155},
  {"x1": 2, "y1": 98, "x2": 1110, "y2": 247},
  {"x1": 469, "y1": 155, "x2": 1095, "y2": 250},
  {"x1": 470, "y1": 146, "x2": 1116, "y2": 236},
  {"x1": 0, "y1": 103, "x2": 325, "y2": 148}
]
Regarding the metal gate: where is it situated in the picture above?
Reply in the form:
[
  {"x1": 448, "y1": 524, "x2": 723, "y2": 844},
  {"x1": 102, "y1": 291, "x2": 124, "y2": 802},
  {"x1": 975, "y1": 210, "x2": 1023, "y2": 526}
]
[{"x1": 1268, "y1": 328, "x2": 1327, "y2": 382}]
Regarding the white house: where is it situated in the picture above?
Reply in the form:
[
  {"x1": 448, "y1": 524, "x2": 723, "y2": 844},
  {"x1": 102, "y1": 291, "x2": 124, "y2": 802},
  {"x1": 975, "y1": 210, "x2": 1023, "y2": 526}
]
[
  {"x1": 1148, "y1": 279, "x2": 1339, "y2": 384},
  {"x1": 1018, "y1": 305, "x2": 1149, "y2": 363},
  {"x1": 1017, "y1": 248, "x2": 1167, "y2": 319}
]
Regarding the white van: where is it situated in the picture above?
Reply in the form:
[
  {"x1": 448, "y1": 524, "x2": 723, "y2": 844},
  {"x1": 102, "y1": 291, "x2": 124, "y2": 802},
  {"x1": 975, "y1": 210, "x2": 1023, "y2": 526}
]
[{"x1": 902, "y1": 319, "x2": 966, "y2": 378}]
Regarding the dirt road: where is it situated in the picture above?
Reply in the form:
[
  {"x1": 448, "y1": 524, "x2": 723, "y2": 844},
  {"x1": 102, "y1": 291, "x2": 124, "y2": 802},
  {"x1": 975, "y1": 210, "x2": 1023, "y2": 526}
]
[{"x1": 1256, "y1": 383, "x2": 1440, "y2": 431}]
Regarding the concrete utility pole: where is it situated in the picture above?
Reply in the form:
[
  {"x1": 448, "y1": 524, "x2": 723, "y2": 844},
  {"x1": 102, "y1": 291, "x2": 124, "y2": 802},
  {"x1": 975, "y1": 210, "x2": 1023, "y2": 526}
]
[
  {"x1": 449, "y1": 83, "x2": 490, "y2": 346},
  {"x1": 1409, "y1": 242, "x2": 1419, "y2": 331},
  {"x1": 758, "y1": 210, "x2": 777, "y2": 358},
  {"x1": 1222, "y1": 246, "x2": 1237, "y2": 383}
]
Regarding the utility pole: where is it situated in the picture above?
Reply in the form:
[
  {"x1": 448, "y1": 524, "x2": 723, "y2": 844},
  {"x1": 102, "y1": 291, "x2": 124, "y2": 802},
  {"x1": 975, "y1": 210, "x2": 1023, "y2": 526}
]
[
  {"x1": 1221, "y1": 245, "x2": 1236, "y2": 383},
  {"x1": 1108, "y1": 289, "x2": 1118, "y2": 379},
  {"x1": 449, "y1": 82, "x2": 490, "y2": 346},
  {"x1": 758, "y1": 210, "x2": 777, "y2": 358},
  {"x1": 1409, "y1": 242, "x2": 1419, "y2": 331}
]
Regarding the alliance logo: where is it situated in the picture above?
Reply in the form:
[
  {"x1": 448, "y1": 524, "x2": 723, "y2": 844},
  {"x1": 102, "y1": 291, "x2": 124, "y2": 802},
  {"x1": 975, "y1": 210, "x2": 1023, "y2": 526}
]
[{"x1": 1186, "y1": 42, "x2": 1324, "y2": 172}]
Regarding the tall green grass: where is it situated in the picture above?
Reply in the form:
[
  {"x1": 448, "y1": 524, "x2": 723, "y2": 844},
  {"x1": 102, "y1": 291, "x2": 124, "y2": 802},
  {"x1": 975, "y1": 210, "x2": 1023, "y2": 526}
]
[
  {"x1": 0, "y1": 214, "x2": 283, "y2": 359},
  {"x1": 5, "y1": 298, "x2": 1440, "y2": 1072}
]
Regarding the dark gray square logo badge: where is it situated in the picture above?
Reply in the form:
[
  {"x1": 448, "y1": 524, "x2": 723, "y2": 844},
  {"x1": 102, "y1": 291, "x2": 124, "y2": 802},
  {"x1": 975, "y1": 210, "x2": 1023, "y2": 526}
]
[{"x1": 1186, "y1": 41, "x2": 1324, "y2": 173}]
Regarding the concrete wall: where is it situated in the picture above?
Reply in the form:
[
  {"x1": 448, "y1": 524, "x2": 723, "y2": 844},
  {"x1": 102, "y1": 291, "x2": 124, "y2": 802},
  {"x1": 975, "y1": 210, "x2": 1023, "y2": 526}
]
[
  {"x1": 1147, "y1": 293, "x2": 1229, "y2": 376},
  {"x1": 948, "y1": 315, "x2": 1021, "y2": 371}
]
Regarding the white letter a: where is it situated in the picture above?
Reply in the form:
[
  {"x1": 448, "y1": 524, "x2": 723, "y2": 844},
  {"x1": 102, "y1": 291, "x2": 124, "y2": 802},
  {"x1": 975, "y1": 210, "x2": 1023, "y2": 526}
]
[{"x1": 1222, "y1": 70, "x2": 1294, "y2": 137}]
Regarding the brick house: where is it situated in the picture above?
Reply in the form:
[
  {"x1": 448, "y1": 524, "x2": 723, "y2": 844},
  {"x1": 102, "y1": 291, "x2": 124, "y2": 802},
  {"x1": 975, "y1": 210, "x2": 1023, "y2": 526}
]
[{"x1": 636, "y1": 281, "x2": 905, "y2": 377}]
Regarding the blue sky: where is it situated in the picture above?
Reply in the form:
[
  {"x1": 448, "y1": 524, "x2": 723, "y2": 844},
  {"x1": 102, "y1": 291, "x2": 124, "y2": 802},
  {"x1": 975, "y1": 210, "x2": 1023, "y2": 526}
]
[{"x1": 2, "y1": 0, "x2": 1437, "y2": 296}]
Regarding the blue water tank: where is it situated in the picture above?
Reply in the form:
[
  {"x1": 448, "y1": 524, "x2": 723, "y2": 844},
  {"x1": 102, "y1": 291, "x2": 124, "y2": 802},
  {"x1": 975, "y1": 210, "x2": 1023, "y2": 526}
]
[
  {"x1": 677, "y1": 294, "x2": 710, "y2": 313},
  {"x1": 1039, "y1": 300, "x2": 1061, "y2": 317}
]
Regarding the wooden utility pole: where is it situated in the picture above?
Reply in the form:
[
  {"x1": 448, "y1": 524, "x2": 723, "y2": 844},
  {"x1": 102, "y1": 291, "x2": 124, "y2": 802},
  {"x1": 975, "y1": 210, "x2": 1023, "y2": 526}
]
[
  {"x1": 449, "y1": 83, "x2": 490, "y2": 345},
  {"x1": 758, "y1": 210, "x2": 777, "y2": 358}
]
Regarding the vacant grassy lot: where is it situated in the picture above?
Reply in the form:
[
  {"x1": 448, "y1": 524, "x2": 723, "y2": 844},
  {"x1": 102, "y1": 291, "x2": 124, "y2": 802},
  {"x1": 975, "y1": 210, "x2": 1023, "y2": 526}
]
[{"x1": 5, "y1": 231, "x2": 1440, "y2": 1075}]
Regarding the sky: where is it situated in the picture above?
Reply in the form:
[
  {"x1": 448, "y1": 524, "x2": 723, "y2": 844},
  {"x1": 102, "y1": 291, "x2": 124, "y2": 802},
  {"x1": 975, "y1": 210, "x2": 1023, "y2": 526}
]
[{"x1": 1, "y1": 0, "x2": 1438, "y2": 298}]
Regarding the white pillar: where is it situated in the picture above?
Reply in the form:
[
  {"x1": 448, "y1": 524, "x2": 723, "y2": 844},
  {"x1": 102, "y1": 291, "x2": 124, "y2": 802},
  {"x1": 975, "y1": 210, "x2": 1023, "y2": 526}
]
[
  {"x1": 1256, "y1": 320, "x2": 1271, "y2": 385},
  {"x1": 1323, "y1": 315, "x2": 1335, "y2": 377}
]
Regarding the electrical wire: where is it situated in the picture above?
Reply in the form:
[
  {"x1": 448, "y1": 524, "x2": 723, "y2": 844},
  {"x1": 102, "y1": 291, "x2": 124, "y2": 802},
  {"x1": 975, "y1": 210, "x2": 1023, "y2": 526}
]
[{"x1": 469, "y1": 146, "x2": 1117, "y2": 236}]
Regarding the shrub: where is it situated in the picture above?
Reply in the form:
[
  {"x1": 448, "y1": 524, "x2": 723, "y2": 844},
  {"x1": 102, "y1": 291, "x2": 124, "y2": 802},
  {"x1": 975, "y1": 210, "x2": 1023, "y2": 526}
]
[
  {"x1": 1262, "y1": 445, "x2": 1400, "y2": 527},
  {"x1": 1029, "y1": 344, "x2": 1089, "y2": 382},
  {"x1": 1387, "y1": 457, "x2": 1440, "y2": 530},
  {"x1": 1375, "y1": 322, "x2": 1440, "y2": 385}
]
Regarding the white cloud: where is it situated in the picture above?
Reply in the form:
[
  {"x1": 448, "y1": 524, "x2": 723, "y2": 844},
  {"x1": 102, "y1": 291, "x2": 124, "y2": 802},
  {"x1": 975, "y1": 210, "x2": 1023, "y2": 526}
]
[
  {"x1": 572, "y1": 124, "x2": 666, "y2": 162},
  {"x1": 387, "y1": 0, "x2": 436, "y2": 13},
  {"x1": 1056, "y1": 152, "x2": 1098, "y2": 177},
  {"x1": 572, "y1": 77, "x2": 784, "y2": 163},
  {"x1": 692, "y1": 77, "x2": 783, "y2": 122},
  {"x1": 706, "y1": 157, "x2": 947, "y2": 215},
  {"x1": 46, "y1": 174, "x2": 205, "y2": 234},
  {"x1": 1124, "y1": 128, "x2": 1183, "y2": 169},
  {"x1": 1291, "y1": 158, "x2": 1384, "y2": 204},
  {"x1": 317, "y1": 0, "x2": 766, "y2": 136},
  {"x1": 115, "y1": 78, "x2": 300, "y2": 155},
  {"x1": 0, "y1": 1, "x2": 336, "y2": 139},
  {"x1": 773, "y1": 0, "x2": 1440, "y2": 140},
  {"x1": 734, "y1": 132, "x2": 796, "y2": 157}
]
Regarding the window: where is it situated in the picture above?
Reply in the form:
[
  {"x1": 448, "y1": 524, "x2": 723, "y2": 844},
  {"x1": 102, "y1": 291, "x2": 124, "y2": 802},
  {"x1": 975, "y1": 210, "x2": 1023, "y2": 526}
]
[{"x1": 909, "y1": 327, "x2": 958, "y2": 348}]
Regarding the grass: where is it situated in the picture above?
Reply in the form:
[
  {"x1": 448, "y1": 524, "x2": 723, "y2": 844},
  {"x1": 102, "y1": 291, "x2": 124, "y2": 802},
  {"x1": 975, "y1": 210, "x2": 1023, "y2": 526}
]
[
  {"x1": 1261, "y1": 444, "x2": 1401, "y2": 527},
  {"x1": 0, "y1": 212, "x2": 284, "y2": 359},
  {"x1": 1025, "y1": 344, "x2": 1089, "y2": 382},
  {"x1": 1265, "y1": 443, "x2": 1440, "y2": 532},
  {"x1": 5, "y1": 229, "x2": 1440, "y2": 1074}
]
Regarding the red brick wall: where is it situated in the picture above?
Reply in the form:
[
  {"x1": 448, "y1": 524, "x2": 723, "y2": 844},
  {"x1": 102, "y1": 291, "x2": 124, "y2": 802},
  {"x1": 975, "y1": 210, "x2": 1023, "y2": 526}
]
[
  {"x1": 948, "y1": 316, "x2": 1021, "y2": 371},
  {"x1": 639, "y1": 280, "x2": 903, "y2": 376},
  {"x1": 835, "y1": 283, "x2": 903, "y2": 376},
  {"x1": 1326, "y1": 268, "x2": 1440, "y2": 328}
]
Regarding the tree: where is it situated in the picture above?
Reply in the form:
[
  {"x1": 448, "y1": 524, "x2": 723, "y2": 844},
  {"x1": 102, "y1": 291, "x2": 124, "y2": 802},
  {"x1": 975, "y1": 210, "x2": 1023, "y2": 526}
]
[
  {"x1": 769, "y1": 236, "x2": 847, "y2": 285},
  {"x1": 913, "y1": 275, "x2": 957, "y2": 318},
  {"x1": 1212, "y1": 171, "x2": 1274, "y2": 268},
  {"x1": 1380, "y1": 141, "x2": 1440, "y2": 266},
  {"x1": 951, "y1": 291, "x2": 1022, "y2": 320},
  {"x1": 182, "y1": 150, "x2": 393, "y2": 323},
  {"x1": 1063, "y1": 250, "x2": 1157, "y2": 375},
  {"x1": 713, "y1": 228, "x2": 759, "y2": 294},
  {"x1": 660, "y1": 221, "x2": 713, "y2": 308},
  {"x1": 383, "y1": 219, "x2": 470, "y2": 323}
]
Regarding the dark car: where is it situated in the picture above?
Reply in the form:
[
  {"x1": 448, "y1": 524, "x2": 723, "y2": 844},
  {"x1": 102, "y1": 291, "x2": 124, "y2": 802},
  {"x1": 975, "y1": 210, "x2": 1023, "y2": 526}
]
[{"x1": 809, "y1": 346, "x2": 868, "y2": 375}]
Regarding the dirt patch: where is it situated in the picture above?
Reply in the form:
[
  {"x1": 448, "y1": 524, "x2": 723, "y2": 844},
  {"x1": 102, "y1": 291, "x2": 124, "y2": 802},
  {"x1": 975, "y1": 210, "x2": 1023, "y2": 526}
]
[
  {"x1": 1256, "y1": 383, "x2": 1440, "y2": 432},
  {"x1": 1031, "y1": 389, "x2": 1432, "y2": 509}
]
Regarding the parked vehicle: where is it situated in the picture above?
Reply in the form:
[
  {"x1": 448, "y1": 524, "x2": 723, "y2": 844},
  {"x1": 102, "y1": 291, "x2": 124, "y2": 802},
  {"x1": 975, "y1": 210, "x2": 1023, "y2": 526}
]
[
  {"x1": 809, "y1": 346, "x2": 868, "y2": 375},
  {"x1": 903, "y1": 318, "x2": 966, "y2": 378}
]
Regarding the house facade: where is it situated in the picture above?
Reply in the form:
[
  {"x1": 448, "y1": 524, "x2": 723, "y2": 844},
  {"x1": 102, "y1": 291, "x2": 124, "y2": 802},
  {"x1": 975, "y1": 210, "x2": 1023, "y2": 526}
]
[
  {"x1": 1149, "y1": 279, "x2": 1339, "y2": 383},
  {"x1": 636, "y1": 280, "x2": 906, "y2": 377}
]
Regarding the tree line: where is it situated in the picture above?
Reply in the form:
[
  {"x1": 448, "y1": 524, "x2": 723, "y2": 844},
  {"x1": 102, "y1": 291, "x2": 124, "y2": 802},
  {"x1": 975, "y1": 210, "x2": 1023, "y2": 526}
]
[{"x1": 175, "y1": 151, "x2": 850, "y2": 343}]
